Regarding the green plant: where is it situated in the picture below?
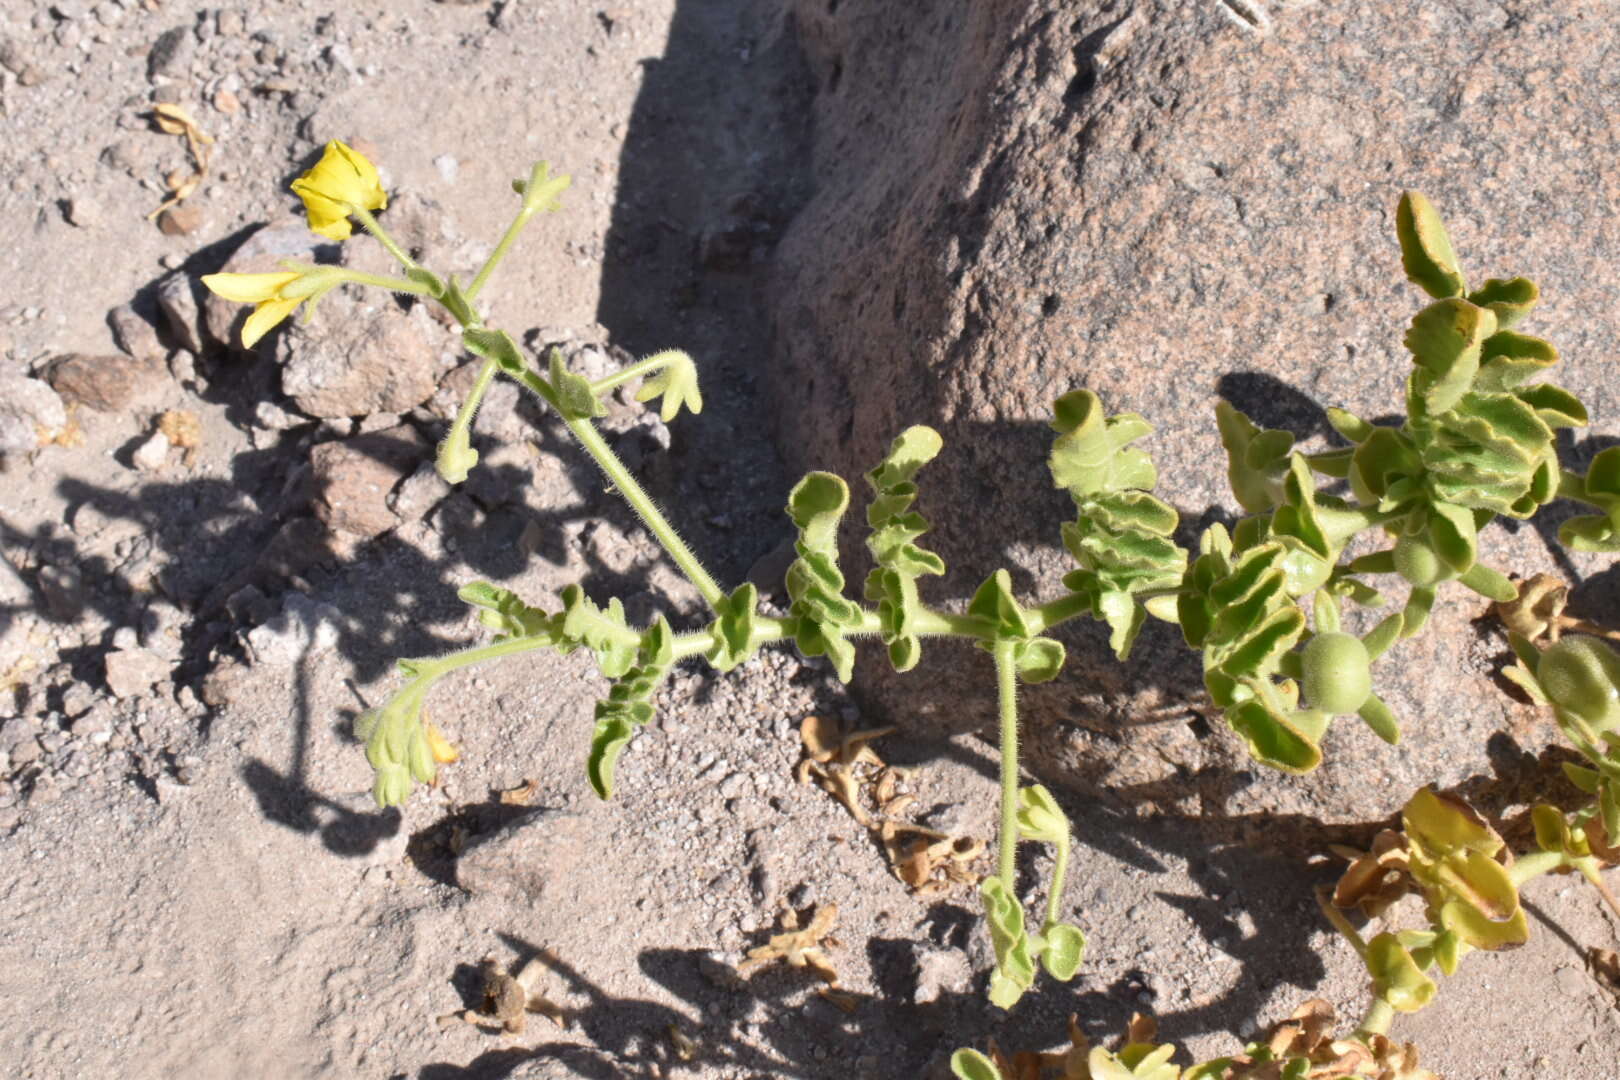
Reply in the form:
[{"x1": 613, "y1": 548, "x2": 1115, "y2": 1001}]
[{"x1": 208, "y1": 147, "x2": 1619, "y2": 1062}]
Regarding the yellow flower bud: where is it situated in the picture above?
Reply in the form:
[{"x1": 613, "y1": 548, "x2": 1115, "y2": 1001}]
[
  {"x1": 200, "y1": 271, "x2": 304, "y2": 348},
  {"x1": 290, "y1": 140, "x2": 387, "y2": 240}
]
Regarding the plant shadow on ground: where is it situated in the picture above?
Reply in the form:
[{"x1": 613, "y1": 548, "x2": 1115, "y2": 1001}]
[{"x1": 411, "y1": 723, "x2": 1611, "y2": 1080}]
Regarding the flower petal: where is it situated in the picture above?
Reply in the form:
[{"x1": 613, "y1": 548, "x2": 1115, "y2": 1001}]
[
  {"x1": 241, "y1": 295, "x2": 304, "y2": 348},
  {"x1": 329, "y1": 141, "x2": 387, "y2": 211},
  {"x1": 290, "y1": 179, "x2": 354, "y2": 240},
  {"x1": 290, "y1": 141, "x2": 387, "y2": 239},
  {"x1": 202, "y1": 271, "x2": 300, "y2": 303}
]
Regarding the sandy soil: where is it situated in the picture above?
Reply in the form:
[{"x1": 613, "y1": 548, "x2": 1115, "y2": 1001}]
[{"x1": 0, "y1": 3, "x2": 1616, "y2": 1079}]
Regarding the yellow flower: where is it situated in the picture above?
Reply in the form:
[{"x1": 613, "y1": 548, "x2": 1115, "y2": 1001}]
[
  {"x1": 200, "y1": 271, "x2": 306, "y2": 348},
  {"x1": 290, "y1": 140, "x2": 387, "y2": 240}
]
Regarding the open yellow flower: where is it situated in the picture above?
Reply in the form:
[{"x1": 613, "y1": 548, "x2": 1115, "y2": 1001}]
[
  {"x1": 290, "y1": 140, "x2": 387, "y2": 240},
  {"x1": 200, "y1": 271, "x2": 305, "y2": 348}
]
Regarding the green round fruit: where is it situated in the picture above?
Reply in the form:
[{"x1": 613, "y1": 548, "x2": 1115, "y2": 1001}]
[
  {"x1": 1538, "y1": 636, "x2": 1620, "y2": 731},
  {"x1": 1301, "y1": 632, "x2": 1373, "y2": 715},
  {"x1": 1393, "y1": 534, "x2": 1456, "y2": 587}
]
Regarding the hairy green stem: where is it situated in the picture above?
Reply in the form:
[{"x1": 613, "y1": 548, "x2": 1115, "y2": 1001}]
[
  {"x1": 1044, "y1": 834, "x2": 1070, "y2": 930},
  {"x1": 410, "y1": 629, "x2": 569, "y2": 683},
  {"x1": 442, "y1": 357, "x2": 498, "y2": 457},
  {"x1": 319, "y1": 267, "x2": 434, "y2": 296},
  {"x1": 995, "y1": 638, "x2": 1020, "y2": 887},
  {"x1": 1507, "y1": 849, "x2": 1565, "y2": 887},
  {"x1": 467, "y1": 203, "x2": 536, "y2": 303},
  {"x1": 349, "y1": 205, "x2": 420, "y2": 273},
  {"x1": 1031, "y1": 592, "x2": 1093, "y2": 634},
  {"x1": 911, "y1": 608, "x2": 991, "y2": 638},
  {"x1": 588, "y1": 349, "x2": 687, "y2": 397},
  {"x1": 564, "y1": 414, "x2": 726, "y2": 612}
]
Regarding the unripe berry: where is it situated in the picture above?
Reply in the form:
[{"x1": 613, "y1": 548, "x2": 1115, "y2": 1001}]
[
  {"x1": 1393, "y1": 534, "x2": 1456, "y2": 587},
  {"x1": 1538, "y1": 636, "x2": 1620, "y2": 731},
  {"x1": 1301, "y1": 632, "x2": 1373, "y2": 714}
]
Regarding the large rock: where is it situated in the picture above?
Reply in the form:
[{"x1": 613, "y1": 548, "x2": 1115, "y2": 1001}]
[
  {"x1": 0, "y1": 369, "x2": 66, "y2": 452},
  {"x1": 276, "y1": 288, "x2": 439, "y2": 418},
  {"x1": 767, "y1": 0, "x2": 1620, "y2": 820},
  {"x1": 308, "y1": 426, "x2": 428, "y2": 539},
  {"x1": 44, "y1": 352, "x2": 168, "y2": 412}
]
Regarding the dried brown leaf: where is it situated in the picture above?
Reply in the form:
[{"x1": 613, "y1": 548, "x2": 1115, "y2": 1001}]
[
  {"x1": 498, "y1": 778, "x2": 539, "y2": 805},
  {"x1": 158, "y1": 409, "x2": 201, "y2": 448},
  {"x1": 815, "y1": 765, "x2": 870, "y2": 826},
  {"x1": 1333, "y1": 829, "x2": 1412, "y2": 916},
  {"x1": 152, "y1": 103, "x2": 214, "y2": 142},
  {"x1": 739, "y1": 902, "x2": 841, "y2": 984},
  {"x1": 815, "y1": 987, "x2": 862, "y2": 1013},
  {"x1": 1592, "y1": 947, "x2": 1620, "y2": 993},
  {"x1": 800, "y1": 714, "x2": 841, "y2": 763},
  {"x1": 1495, "y1": 572, "x2": 1568, "y2": 642},
  {"x1": 526, "y1": 996, "x2": 569, "y2": 1029},
  {"x1": 841, "y1": 727, "x2": 893, "y2": 769}
]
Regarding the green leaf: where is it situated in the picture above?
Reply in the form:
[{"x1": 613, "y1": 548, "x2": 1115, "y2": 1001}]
[
  {"x1": 633, "y1": 349, "x2": 704, "y2": 421},
  {"x1": 1514, "y1": 383, "x2": 1588, "y2": 429},
  {"x1": 950, "y1": 1049, "x2": 1003, "y2": 1080},
  {"x1": 1218, "y1": 605, "x2": 1306, "y2": 679},
  {"x1": 1562, "y1": 762, "x2": 1601, "y2": 794},
  {"x1": 1015, "y1": 637, "x2": 1067, "y2": 683},
  {"x1": 1467, "y1": 276, "x2": 1538, "y2": 329},
  {"x1": 1404, "y1": 298, "x2": 1495, "y2": 414},
  {"x1": 1096, "y1": 590, "x2": 1148, "y2": 661},
  {"x1": 587, "y1": 715, "x2": 636, "y2": 799},
  {"x1": 705, "y1": 582, "x2": 761, "y2": 673},
  {"x1": 1226, "y1": 699, "x2": 1322, "y2": 772},
  {"x1": 1049, "y1": 390, "x2": 1158, "y2": 498},
  {"x1": 462, "y1": 326, "x2": 529, "y2": 377},
  {"x1": 1458, "y1": 562, "x2": 1516, "y2": 602},
  {"x1": 1014, "y1": 784, "x2": 1069, "y2": 843},
  {"x1": 1216, "y1": 401, "x2": 1292, "y2": 513},
  {"x1": 1362, "y1": 612, "x2": 1404, "y2": 660},
  {"x1": 1039, "y1": 922, "x2": 1086, "y2": 980},
  {"x1": 560, "y1": 586, "x2": 638, "y2": 677},
  {"x1": 1426, "y1": 501, "x2": 1478, "y2": 573},
  {"x1": 868, "y1": 424, "x2": 943, "y2": 492},
  {"x1": 1326, "y1": 407, "x2": 1375, "y2": 444},
  {"x1": 1401, "y1": 584, "x2": 1436, "y2": 638},
  {"x1": 1396, "y1": 191, "x2": 1466, "y2": 299},
  {"x1": 980, "y1": 877, "x2": 1035, "y2": 1009},
  {"x1": 1476, "y1": 330, "x2": 1558, "y2": 391},
  {"x1": 1357, "y1": 694, "x2": 1401, "y2": 744},
  {"x1": 968, "y1": 569, "x2": 1032, "y2": 641},
  {"x1": 787, "y1": 472, "x2": 849, "y2": 553},
  {"x1": 1365, "y1": 931, "x2": 1438, "y2": 1012},
  {"x1": 548, "y1": 347, "x2": 607, "y2": 420}
]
